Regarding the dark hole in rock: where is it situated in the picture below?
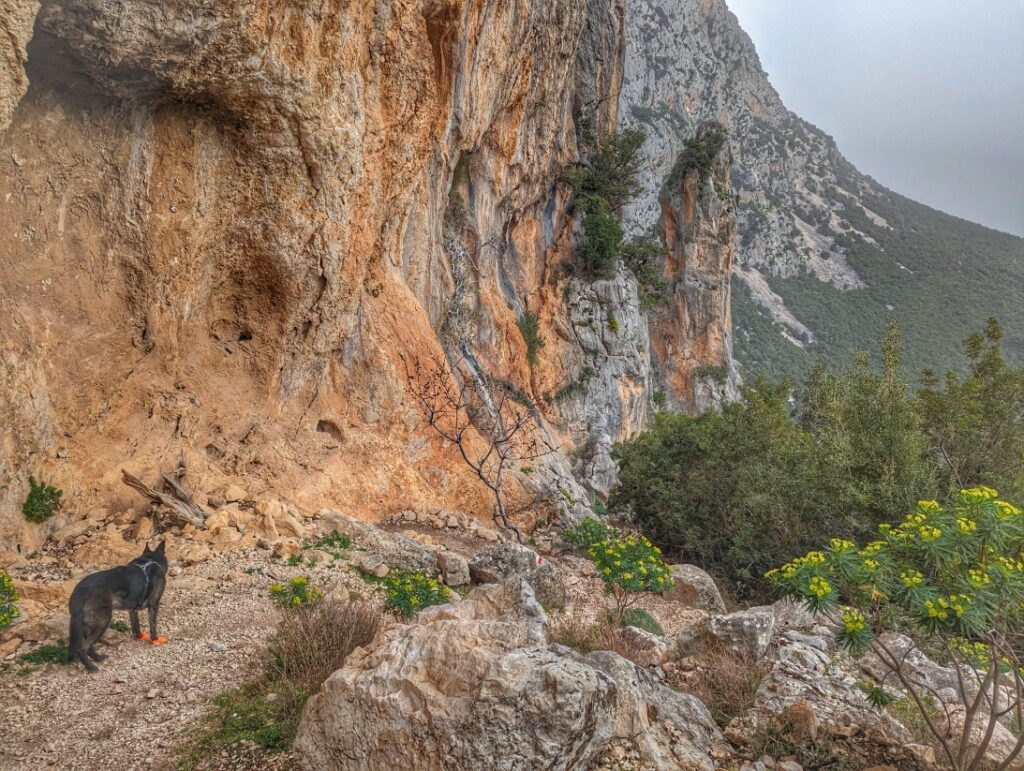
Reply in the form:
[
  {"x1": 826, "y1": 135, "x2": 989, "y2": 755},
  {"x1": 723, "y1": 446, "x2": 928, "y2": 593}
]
[{"x1": 316, "y1": 420, "x2": 344, "y2": 442}]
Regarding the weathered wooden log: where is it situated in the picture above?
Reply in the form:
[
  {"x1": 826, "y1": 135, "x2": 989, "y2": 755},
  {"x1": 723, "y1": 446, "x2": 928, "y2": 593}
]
[{"x1": 121, "y1": 469, "x2": 208, "y2": 529}]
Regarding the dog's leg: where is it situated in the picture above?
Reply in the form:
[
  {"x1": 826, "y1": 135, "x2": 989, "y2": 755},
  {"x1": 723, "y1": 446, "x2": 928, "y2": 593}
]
[
  {"x1": 130, "y1": 609, "x2": 149, "y2": 641},
  {"x1": 87, "y1": 646, "x2": 108, "y2": 662},
  {"x1": 148, "y1": 604, "x2": 167, "y2": 645},
  {"x1": 77, "y1": 649, "x2": 99, "y2": 672}
]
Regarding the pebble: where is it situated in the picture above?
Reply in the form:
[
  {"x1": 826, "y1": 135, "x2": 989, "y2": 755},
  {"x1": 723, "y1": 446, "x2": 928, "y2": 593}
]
[{"x1": 208, "y1": 641, "x2": 228, "y2": 652}]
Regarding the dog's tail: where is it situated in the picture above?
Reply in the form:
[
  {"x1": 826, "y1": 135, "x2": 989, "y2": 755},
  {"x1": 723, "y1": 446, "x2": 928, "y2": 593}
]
[{"x1": 68, "y1": 592, "x2": 84, "y2": 659}]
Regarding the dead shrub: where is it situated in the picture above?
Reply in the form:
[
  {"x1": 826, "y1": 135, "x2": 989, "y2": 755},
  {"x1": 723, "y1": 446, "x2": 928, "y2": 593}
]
[
  {"x1": 179, "y1": 595, "x2": 382, "y2": 767},
  {"x1": 675, "y1": 642, "x2": 768, "y2": 728},
  {"x1": 549, "y1": 614, "x2": 646, "y2": 666},
  {"x1": 265, "y1": 595, "x2": 382, "y2": 705}
]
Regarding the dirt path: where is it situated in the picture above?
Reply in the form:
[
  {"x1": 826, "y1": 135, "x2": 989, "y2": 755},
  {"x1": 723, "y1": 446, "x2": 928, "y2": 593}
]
[{"x1": 0, "y1": 553, "x2": 293, "y2": 771}]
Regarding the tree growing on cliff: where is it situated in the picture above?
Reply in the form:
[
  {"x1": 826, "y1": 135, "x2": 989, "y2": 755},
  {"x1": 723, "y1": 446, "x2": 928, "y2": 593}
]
[
  {"x1": 563, "y1": 125, "x2": 660, "y2": 282},
  {"x1": 406, "y1": 354, "x2": 551, "y2": 541}
]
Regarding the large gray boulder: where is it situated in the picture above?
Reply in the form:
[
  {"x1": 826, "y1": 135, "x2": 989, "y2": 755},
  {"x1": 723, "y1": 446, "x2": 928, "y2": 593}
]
[
  {"x1": 707, "y1": 607, "x2": 775, "y2": 661},
  {"x1": 316, "y1": 509, "x2": 439, "y2": 573},
  {"x1": 662, "y1": 564, "x2": 727, "y2": 613},
  {"x1": 468, "y1": 543, "x2": 568, "y2": 610},
  {"x1": 294, "y1": 580, "x2": 723, "y2": 770},
  {"x1": 729, "y1": 629, "x2": 910, "y2": 749}
]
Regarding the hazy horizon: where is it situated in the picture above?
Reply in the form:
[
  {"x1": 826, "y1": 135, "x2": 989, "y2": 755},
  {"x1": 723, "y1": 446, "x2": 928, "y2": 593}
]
[{"x1": 726, "y1": 0, "x2": 1024, "y2": 237}]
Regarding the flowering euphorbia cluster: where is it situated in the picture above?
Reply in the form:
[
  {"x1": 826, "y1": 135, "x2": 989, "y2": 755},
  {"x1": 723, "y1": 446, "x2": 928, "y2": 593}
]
[{"x1": 767, "y1": 487, "x2": 1024, "y2": 770}]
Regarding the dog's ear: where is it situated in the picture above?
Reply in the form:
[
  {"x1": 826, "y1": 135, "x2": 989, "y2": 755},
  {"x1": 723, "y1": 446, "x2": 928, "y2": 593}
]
[{"x1": 154, "y1": 539, "x2": 166, "y2": 554}]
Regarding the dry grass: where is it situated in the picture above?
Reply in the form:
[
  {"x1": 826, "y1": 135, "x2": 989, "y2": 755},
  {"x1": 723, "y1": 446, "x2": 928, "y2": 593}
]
[
  {"x1": 549, "y1": 614, "x2": 646, "y2": 666},
  {"x1": 674, "y1": 642, "x2": 769, "y2": 728},
  {"x1": 179, "y1": 596, "x2": 382, "y2": 768}
]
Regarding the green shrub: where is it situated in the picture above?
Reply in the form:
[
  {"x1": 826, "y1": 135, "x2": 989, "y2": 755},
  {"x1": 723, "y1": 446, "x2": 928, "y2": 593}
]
[
  {"x1": 611, "y1": 378, "x2": 825, "y2": 600},
  {"x1": 918, "y1": 319, "x2": 1024, "y2": 501},
  {"x1": 22, "y1": 477, "x2": 62, "y2": 523},
  {"x1": 562, "y1": 517, "x2": 613, "y2": 550},
  {"x1": 767, "y1": 488, "x2": 1024, "y2": 771},
  {"x1": 619, "y1": 607, "x2": 663, "y2": 636},
  {"x1": 517, "y1": 310, "x2": 544, "y2": 368},
  {"x1": 576, "y1": 196, "x2": 623, "y2": 280},
  {"x1": 110, "y1": 620, "x2": 131, "y2": 634},
  {"x1": 269, "y1": 576, "x2": 322, "y2": 609},
  {"x1": 383, "y1": 572, "x2": 449, "y2": 619},
  {"x1": 1, "y1": 571, "x2": 20, "y2": 631},
  {"x1": 586, "y1": 533, "x2": 673, "y2": 626},
  {"x1": 666, "y1": 123, "x2": 728, "y2": 189},
  {"x1": 611, "y1": 328, "x2": 937, "y2": 601},
  {"x1": 621, "y1": 237, "x2": 668, "y2": 309},
  {"x1": 303, "y1": 529, "x2": 352, "y2": 559},
  {"x1": 606, "y1": 316, "x2": 620, "y2": 334},
  {"x1": 562, "y1": 126, "x2": 645, "y2": 212}
]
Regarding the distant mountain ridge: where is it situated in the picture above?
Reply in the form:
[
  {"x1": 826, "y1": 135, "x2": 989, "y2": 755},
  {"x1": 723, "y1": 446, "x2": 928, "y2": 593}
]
[{"x1": 620, "y1": 0, "x2": 1024, "y2": 380}]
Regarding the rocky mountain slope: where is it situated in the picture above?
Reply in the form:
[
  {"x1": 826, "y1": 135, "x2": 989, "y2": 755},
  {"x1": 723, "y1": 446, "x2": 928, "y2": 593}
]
[{"x1": 620, "y1": 0, "x2": 1024, "y2": 381}]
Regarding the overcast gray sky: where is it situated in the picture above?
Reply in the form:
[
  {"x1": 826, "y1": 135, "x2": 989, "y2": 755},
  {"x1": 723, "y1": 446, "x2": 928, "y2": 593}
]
[{"x1": 726, "y1": 0, "x2": 1024, "y2": 236}]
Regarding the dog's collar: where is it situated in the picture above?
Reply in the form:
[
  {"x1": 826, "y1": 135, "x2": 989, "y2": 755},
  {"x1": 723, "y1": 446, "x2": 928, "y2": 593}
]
[{"x1": 133, "y1": 559, "x2": 158, "y2": 600}]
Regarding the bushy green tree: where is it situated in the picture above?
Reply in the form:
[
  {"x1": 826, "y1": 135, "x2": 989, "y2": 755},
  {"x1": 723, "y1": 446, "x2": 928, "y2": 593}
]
[
  {"x1": 611, "y1": 378, "x2": 824, "y2": 598},
  {"x1": 576, "y1": 196, "x2": 623, "y2": 280},
  {"x1": 620, "y1": 236, "x2": 669, "y2": 309},
  {"x1": 563, "y1": 126, "x2": 645, "y2": 212},
  {"x1": 564, "y1": 126, "x2": 649, "y2": 282},
  {"x1": 919, "y1": 319, "x2": 1024, "y2": 500},
  {"x1": 768, "y1": 488, "x2": 1024, "y2": 771},
  {"x1": 800, "y1": 324, "x2": 934, "y2": 538}
]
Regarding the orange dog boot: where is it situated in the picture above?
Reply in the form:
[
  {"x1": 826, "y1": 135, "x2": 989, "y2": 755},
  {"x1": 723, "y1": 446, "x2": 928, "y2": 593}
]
[
  {"x1": 135, "y1": 632, "x2": 151, "y2": 642},
  {"x1": 151, "y1": 636, "x2": 168, "y2": 645}
]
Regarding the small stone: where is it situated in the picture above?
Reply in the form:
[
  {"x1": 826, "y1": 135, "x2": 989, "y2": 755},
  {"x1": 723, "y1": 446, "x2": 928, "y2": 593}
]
[
  {"x1": 146, "y1": 688, "x2": 159, "y2": 699},
  {"x1": 272, "y1": 540, "x2": 302, "y2": 559},
  {"x1": 131, "y1": 517, "x2": 154, "y2": 542},
  {"x1": 209, "y1": 641, "x2": 228, "y2": 652},
  {"x1": 436, "y1": 552, "x2": 470, "y2": 587},
  {"x1": 168, "y1": 566, "x2": 182, "y2": 577},
  {"x1": 223, "y1": 484, "x2": 249, "y2": 502}
]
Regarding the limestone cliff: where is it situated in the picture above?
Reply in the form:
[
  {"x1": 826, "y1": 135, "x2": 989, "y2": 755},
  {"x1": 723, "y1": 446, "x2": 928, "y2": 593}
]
[
  {"x1": 652, "y1": 122, "x2": 740, "y2": 412},
  {"x1": 620, "y1": 0, "x2": 878, "y2": 343},
  {"x1": 0, "y1": 0, "x2": 604, "y2": 550}
]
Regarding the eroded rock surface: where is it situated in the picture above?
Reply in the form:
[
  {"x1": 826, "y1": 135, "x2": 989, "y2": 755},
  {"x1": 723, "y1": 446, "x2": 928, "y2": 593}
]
[{"x1": 294, "y1": 579, "x2": 723, "y2": 770}]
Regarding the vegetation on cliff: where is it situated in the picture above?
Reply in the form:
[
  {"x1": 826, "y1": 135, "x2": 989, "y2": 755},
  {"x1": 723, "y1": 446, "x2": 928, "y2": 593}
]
[{"x1": 564, "y1": 126, "x2": 669, "y2": 286}]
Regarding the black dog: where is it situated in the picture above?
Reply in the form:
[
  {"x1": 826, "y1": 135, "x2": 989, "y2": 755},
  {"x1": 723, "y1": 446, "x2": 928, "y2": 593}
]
[{"x1": 68, "y1": 540, "x2": 169, "y2": 671}]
